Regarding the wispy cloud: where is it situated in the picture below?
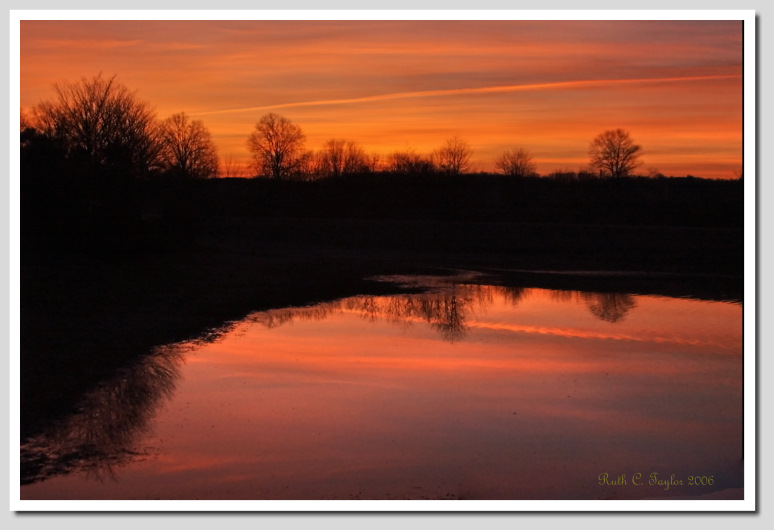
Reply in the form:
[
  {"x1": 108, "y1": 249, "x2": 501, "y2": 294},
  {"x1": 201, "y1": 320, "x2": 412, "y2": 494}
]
[
  {"x1": 190, "y1": 74, "x2": 740, "y2": 117},
  {"x1": 26, "y1": 38, "x2": 144, "y2": 49}
]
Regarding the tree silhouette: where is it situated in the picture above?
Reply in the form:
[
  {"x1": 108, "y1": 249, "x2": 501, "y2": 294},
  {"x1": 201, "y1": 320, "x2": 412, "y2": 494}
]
[
  {"x1": 20, "y1": 108, "x2": 33, "y2": 133},
  {"x1": 589, "y1": 129, "x2": 642, "y2": 178},
  {"x1": 247, "y1": 113, "x2": 306, "y2": 180},
  {"x1": 388, "y1": 149, "x2": 435, "y2": 176},
  {"x1": 32, "y1": 73, "x2": 160, "y2": 179},
  {"x1": 319, "y1": 138, "x2": 370, "y2": 178},
  {"x1": 495, "y1": 147, "x2": 537, "y2": 178},
  {"x1": 158, "y1": 112, "x2": 219, "y2": 179},
  {"x1": 433, "y1": 136, "x2": 472, "y2": 175}
]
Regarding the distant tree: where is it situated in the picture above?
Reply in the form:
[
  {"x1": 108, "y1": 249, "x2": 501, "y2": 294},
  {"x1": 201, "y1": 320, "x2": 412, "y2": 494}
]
[
  {"x1": 292, "y1": 150, "x2": 319, "y2": 181},
  {"x1": 319, "y1": 138, "x2": 370, "y2": 177},
  {"x1": 320, "y1": 139, "x2": 346, "y2": 178},
  {"x1": 220, "y1": 154, "x2": 251, "y2": 179},
  {"x1": 32, "y1": 73, "x2": 160, "y2": 179},
  {"x1": 20, "y1": 108, "x2": 40, "y2": 151},
  {"x1": 433, "y1": 136, "x2": 472, "y2": 175},
  {"x1": 342, "y1": 141, "x2": 370, "y2": 175},
  {"x1": 247, "y1": 113, "x2": 306, "y2": 180},
  {"x1": 20, "y1": 108, "x2": 33, "y2": 132},
  {"x1": 495, "y1": 147, "x2": 537, "y2": 178},
  {"x1": 21, "y1": 111, "x2": 67, "y2": 179},
  {"x1": 388, "y1": 149, "x2": 435, "y2": 176},
  {"x1": 367, "y1": 152, "x2": 382, "y2": 173},
  {"x1": 158, "y1": 112, "x2": 219, "y2": 179},
  {"x1": 588, "y1": 129, "x2": 642, "y2": 178},
  {"x1": 646, "y1": 167, "x2": 665, "y2": 179}
]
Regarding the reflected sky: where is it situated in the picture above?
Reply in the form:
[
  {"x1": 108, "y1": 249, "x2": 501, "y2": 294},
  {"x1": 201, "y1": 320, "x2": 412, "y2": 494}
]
[{"x1": 20, "y1": 285, "x2": 743, "y2": 500}]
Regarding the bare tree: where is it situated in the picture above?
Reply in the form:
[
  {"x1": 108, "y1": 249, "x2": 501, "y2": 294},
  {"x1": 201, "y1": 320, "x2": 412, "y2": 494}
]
[
  {"x1": 646, "y1": 167, "x2": 664, "y2": 179},
  {"x1": 247, "y1": 113, "x2": 306, "y2": 180},
  {"x1": 20, "y1": 108, "x2": 33, "y2": 132},
  {"x1": 32, "y1": 73, "x2": 160, "y2": 178},
  {"x1": 158, "y1": 112, "x2": 219, "y2": 179},
  {"x1": 292, "y1": 150, "x2": 319, "y2": 181},
  {"x1": 320, "y1": 139, "x2": 346, "y2": 178},
  {"x1": 589, "y1": 129, "x2": 642, "y2": 178},
  {"x1": 367, "y1": 152, "x2": 382, "y2": 173},
  {"x1": 433, "y1": 136, "x2": 472, "y2": 175},
  {"x1": 388, "y1": 149, "x2": 435, "y2": 175},
  {"x1": 319, "y1": 138, "x2": 370, "y2": 177},
  {"x1": 495, "y1": 147, "x2": 537, "y2": 178},
  {"x1": 342, "y1": 141, "x2": 370, "y2": 175}
]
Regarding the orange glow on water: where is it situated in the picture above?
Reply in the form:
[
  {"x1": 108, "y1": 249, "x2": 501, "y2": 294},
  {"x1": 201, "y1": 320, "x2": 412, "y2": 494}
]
[
  {"x1": 20, "y1": 286, "x2": 743, "y2": 500},
  {"x1": 19, "y1": 19, "x2": 744, "y2": 178}
]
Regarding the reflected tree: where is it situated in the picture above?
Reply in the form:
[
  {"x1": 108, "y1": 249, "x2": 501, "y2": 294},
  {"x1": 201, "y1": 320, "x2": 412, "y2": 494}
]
[
  {"x1": 20, "y1": 346, "x2": 184, "y2": 484},
  {"x1": 585, "y1": 292, "x2": 636, "y2": 323},
  {"x1": 248, "y1": 285, "x2": 637, "y2": 342},
  {"x1": 550, "y1": 289, "x2": 637, "y2": 323},
  {"x1": 249, "y1": 285, "x2": 499, "y2": 342},
  {"x1": 498, "y1": 286, "x2": 527, "y2": 305},
  {"x1": 421, "y1": 293, "x2": 468, "y2": 342}
]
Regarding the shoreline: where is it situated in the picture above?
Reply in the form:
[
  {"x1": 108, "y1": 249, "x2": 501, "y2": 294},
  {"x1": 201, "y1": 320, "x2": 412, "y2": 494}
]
[{"x1": 20, "y1": 218, "x2": 743, "y2": 441}]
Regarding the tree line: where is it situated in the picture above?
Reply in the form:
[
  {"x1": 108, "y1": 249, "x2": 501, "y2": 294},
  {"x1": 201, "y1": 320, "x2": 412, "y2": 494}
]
[
  {"x1": 22, "y1": 73, "x2": 651, "y2": 183},
  {"x1": 21, "y1": 74, "x2": 742, "y2": 255}
]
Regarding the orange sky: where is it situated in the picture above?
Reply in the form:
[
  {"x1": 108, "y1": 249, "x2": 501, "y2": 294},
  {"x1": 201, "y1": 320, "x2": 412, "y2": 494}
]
[{"x1": 19, "y1": 19, "x2": 744, "y2": 178}]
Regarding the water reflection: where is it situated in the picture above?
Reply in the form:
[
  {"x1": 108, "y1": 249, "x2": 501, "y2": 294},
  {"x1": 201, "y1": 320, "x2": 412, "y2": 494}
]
[
  {"x1": 20, "y1": 284, "x2": 637, "y2": 485},
  {"x1": 550, "y1": 290, "x2": 636, "y2": 323},
  {"x1": 20, "y1": 280, "x2": 742, "y2": 500},
  {"x1": 249, "y1": 285, "x2": 635, "y2": 341},
  {"x1": 21, "y1": 345, "x2": 184, "y2": 485}
]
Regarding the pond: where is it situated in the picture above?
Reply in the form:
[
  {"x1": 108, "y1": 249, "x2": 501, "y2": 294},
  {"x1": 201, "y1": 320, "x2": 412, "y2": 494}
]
[{"x1": 20, "y1": 274, "x2": 744, "y2": 501}]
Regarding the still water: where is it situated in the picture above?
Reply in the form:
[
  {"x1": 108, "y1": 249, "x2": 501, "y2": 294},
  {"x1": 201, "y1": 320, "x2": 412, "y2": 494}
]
[{"x1": 20, "y1": 277, "x2": 743, "y2": 500}]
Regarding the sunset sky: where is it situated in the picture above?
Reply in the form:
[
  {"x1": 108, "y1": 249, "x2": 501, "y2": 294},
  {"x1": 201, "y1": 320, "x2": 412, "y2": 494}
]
[{"x1": 19, "y1": 18, "x2": 744, "y2": 178}]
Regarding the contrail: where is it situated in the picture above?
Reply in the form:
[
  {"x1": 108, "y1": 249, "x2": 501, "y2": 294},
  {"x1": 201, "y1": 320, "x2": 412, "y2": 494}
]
[{"x1": 189, "y1": 74, "x2": 740, "y2": 117}]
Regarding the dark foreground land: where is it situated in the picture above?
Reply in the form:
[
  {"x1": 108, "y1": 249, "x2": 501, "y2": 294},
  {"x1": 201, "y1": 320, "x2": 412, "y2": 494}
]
[{"x1": 20, "y1": 175, "x2": 744, "y2": 444}]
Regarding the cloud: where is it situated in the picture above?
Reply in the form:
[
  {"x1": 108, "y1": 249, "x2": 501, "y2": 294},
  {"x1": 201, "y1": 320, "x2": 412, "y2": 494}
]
[
  {"x1": 189, "y1": 74, "x2": 741, "y2": 117},
  {"x1": 24, "y1": 38, "x2": 143, "y2": 50}
]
